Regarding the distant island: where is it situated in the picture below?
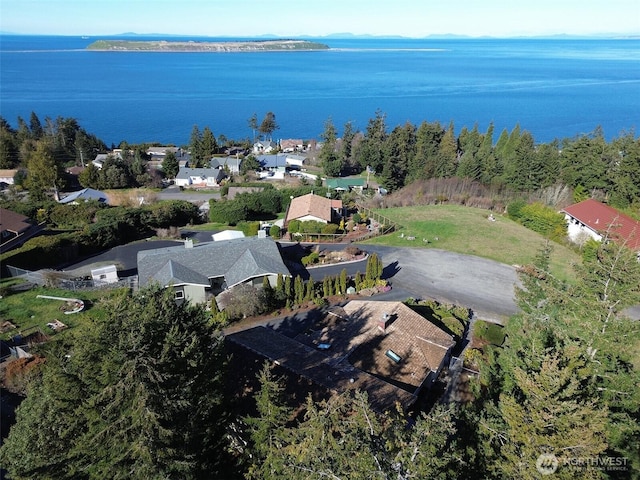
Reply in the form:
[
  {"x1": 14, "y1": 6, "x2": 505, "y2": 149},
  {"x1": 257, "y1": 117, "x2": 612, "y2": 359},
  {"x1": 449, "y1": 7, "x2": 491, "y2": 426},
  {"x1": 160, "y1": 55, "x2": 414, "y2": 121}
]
[{"x1": 87, "y1": 39, "x2": 330, "y2": 52}]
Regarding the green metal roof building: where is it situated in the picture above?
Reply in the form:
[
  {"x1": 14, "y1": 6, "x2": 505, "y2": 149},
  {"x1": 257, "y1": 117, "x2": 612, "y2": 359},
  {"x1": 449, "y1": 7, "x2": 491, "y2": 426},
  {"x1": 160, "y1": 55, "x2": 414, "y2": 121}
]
[{"x1": 325, "y1": 177, "x2": 367, "y2": 191}]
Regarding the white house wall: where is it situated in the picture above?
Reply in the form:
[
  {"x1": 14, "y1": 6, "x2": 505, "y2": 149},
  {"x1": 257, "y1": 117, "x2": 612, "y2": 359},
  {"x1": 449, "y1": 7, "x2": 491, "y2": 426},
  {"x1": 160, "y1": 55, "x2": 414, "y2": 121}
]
[
  {"x1": 565, "y1": 214, "x2": 602, "y2": 244},
  {"x1": 296, "y1": 214, "x2": 328, "y2": 224},
  {"x1": 183, "y1": 284, "x2": 207, "y2": 304}
]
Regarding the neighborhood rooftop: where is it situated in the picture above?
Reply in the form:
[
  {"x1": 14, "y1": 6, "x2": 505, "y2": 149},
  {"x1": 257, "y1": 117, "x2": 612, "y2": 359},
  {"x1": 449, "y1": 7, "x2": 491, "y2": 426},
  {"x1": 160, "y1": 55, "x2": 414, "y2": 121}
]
[
  {"x1": 137, "y1": 236, "x2": 290, "y2": 289},
  {"x1": 285, "y1": 192, "x2": 342, "y2": 224},
  {"x1": 562, "y1": 199, "x2": 640, "y2": 251},
  {"x1": 0, "y1": 208, "x2": 34, "y2": 236},
  {"x1": 227, "y1": 300, "x2": 455, "y2": 412}
]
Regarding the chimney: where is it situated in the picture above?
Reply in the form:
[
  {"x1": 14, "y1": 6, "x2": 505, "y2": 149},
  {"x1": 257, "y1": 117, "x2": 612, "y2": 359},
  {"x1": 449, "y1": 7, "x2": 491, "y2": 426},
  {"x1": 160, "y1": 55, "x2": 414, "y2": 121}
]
[
  {"x1": 185, "y1": 238, "x2": 193, "y2": 249},
  {"x1": 378, "y1": 312, "x2": 390, "y2": 333}
]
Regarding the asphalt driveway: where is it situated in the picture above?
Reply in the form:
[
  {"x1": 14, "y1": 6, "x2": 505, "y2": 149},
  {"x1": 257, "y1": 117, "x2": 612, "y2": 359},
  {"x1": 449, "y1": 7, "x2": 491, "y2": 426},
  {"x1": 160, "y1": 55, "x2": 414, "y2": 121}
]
[
  {"x1": 366, "y1": 245, "x2": 520, "y2": 323},
  {"x1": 64, "y1": 235, "x2": 519, "y2": 323}
]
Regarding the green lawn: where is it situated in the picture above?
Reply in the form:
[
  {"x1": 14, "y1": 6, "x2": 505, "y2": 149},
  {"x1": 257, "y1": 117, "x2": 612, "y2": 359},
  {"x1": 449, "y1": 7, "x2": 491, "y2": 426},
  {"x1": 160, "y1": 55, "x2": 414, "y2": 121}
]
[
  {"x1": 473, "y1": 320, "x2": 506, "y2": 346},
  {"x1": 362, "y1": 205, "x2": 580, "y2": 282},
  {"x1": 0, "y1": 285, "x2": 127, "y2": 341}
]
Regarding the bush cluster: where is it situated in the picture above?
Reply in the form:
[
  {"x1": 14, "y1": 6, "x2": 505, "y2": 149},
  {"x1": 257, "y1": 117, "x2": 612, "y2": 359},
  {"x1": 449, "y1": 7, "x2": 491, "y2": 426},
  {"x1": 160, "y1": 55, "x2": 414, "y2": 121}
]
[
  {"x1": 1, "y1": 200, "x2": 201, "y2": 271},
  {"x1": 507, "y1": 200, "x2": 566, "y2": 241}
]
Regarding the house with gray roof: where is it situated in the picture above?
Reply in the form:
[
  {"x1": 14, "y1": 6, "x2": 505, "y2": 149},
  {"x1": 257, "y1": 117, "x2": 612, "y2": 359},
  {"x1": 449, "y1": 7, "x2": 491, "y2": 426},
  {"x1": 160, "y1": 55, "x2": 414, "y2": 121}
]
[
  {"x1": 210, "y1": 156, "x2": 243, "y2": 174},
  {"x1": 59, "y1": 188, "x2": 108, "y2": 205},
  {"x1": 255, "y1": 154, "x2": 286, "y2": 170},
  {"x1": 253, "y1": 140, "x2": 277, "y2": 154},
  {"x1": 92, "y1": 151, "x2": 122, "y2": 170},
  {"x1": 174, "y1": 167, "x2": 226, "y2": 188},
  {"x1": 137, "y1": 236, "x2": 290, "y2": 306}
]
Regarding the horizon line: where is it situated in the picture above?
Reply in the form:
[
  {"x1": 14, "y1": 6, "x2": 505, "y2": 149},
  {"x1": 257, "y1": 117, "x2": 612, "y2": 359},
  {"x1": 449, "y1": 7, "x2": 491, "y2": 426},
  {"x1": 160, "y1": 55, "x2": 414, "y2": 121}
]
[{"x1": 1, "y1": 31, "x2": 639, "y2": 40}]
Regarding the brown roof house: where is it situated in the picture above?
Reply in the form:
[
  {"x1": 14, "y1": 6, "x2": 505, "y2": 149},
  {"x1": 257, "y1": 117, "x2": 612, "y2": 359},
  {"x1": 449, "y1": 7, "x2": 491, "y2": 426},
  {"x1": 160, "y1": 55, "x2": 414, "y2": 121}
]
[
  {"x1": 227, "y1": 300, "x2": 455, "y2": 412},
  {"x1": 0, "y1": 169, "x2": 19, "y2": 188},
  {"x1": 561, "y1": 199, "x2": 640, "y2": 252},
  {"x1": 0, "y1": 208, "x2": 43, "y2": 253},
  {"x1": 284, "y1": 192, "x2": 342, "y2": 226}
]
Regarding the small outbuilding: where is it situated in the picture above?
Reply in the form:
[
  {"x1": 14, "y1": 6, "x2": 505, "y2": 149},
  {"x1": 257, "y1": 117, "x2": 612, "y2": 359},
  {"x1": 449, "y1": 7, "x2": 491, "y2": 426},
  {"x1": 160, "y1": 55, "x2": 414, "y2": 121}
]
[{"x1": 91, "y1": 264, "x2": 119, "y2": 284}]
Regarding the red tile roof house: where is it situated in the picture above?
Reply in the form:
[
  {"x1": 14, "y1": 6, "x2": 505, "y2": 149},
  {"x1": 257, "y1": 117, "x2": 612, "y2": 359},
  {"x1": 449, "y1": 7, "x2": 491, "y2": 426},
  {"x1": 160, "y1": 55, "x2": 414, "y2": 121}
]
[
  {"x1": 284, "y1": 192, "x2": 343, "y2": 227},
  {"x1": 561, "y1": 199, "x2": 640, "y2": 253}
]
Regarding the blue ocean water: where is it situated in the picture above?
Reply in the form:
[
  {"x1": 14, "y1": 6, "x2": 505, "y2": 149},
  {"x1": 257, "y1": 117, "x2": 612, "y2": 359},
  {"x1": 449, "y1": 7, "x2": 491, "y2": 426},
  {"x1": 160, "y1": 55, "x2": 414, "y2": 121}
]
[{"x1": 0, "y1": 35, "x2": 638, "y2": 145}]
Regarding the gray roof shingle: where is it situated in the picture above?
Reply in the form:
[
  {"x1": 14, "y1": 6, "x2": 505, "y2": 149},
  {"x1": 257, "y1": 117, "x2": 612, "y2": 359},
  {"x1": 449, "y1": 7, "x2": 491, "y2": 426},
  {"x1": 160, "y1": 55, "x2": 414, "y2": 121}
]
[{"x1": 137, "y1": 236, "x2": 290, "y2": 288}]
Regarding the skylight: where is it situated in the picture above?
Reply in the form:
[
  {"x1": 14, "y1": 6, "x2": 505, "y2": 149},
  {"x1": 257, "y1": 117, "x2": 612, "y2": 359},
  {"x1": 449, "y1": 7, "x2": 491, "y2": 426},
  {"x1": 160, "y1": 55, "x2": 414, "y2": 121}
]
[{"x1": 385, "y1": 349, "x2": 401, "y2": 363}]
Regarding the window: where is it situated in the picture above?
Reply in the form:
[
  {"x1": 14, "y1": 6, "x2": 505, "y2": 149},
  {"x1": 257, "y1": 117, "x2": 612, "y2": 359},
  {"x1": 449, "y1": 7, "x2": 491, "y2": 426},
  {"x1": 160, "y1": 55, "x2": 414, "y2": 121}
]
[{"x1": 174, "y1": 290, "x2": 184, "y2": 300}]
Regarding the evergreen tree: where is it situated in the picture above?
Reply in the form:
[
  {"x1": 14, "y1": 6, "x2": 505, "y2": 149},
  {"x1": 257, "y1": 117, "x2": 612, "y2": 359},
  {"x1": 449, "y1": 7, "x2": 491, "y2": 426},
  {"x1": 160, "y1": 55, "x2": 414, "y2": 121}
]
[
  {"x1": 356, "y1": 110, "x2": 387, "y2": 172},
  {"x1": 201, "y1": 126, "x2": 218, "y2": 162},
  {"x1": 478, "y1": 123, "x2": 501, "y2": 185},
  {"x1": 354, "y1": 271, "x2": 363, "y2": 291},
  {"x1": 456, "y1": 124, "x2": 483, "y2": 180},
  {"x1": 248, "y1": 113, "x2": 258, "y2": 143},
  {"x1": 258, "y1": 112, "x2": 279, "y2": 141},
  {"x1": 435, "y1": 121, "x2": 458, "y2": 178},
  {"x1": 319, "y1": 117, "x2": 342, "y2": 177},
  {"x1": 275, "y1": 273, "x2": 285, "y2": 300},
  {"x1": 608, "y1": 132, "x2": 640, "y2": 208},
  {"x1": 305, "y1": 276, "x2": 314, "y2": 301},
  {"x1": 78, "y1": 161, "x2": 101, "y2": 189},
  {"x1": 365, "y1": 253, "x2": 383, "y2": 282},
  {"x1": 485, "y1": 239, "x2": 640, "y2": 475},
  {"x1": 0, "y1": 287, "x2": 229, "y2": 479},
  {"x1": 339, "y1": 268, "x2": 347, "y2": 295},
  {"x1": 29, "y1": 111, "x2": 44, "y2": 140},
  {"x1": 25, "y1": 140, "x2": 63, "y2": 200},
  {"x1": 409, "y1": 120, "x2": 444, "y2": 181},
  {"x1": 243, "y1": 364, "x2": 292, "y2": 479},
  {"x1": 322, "y1": 275, "x2": 332, "y2": 297},
  {"x1": 0, "y1": 117, "x2": 19, "y2": 168},
  {"x1": 15, "y1": 116, "x2": 31, "y2": 145},
  {"x1": 161, "y1": 150, "x2": 180, "y2": 178},
  {"x1": 339, "y1": 120, "x2": 356, "y2": 171},
  {"x1": 284, "y1": 275, "x2": 292, "y2": 304},
  {"x1": 189, "y1": 125, "x2": 204, "y2": 167},
  {"x1": 559, "y1": 132, "x2": 608, "y2": 192},
  {"x1": 487, "y1": 344, "x2": 608, "y2": 480},
  {"x1": 493, "y1": 127, "x2": 510, "y2": 162},
  {"x1": 498, "y1": 124, "x2": 523, "y2": 187},
  {"x1": 294, "y1": 275, "x2": 305, "y2": 305},
  {"x1": 380, "y1": 121, "x2": 415, "y2": 191}
]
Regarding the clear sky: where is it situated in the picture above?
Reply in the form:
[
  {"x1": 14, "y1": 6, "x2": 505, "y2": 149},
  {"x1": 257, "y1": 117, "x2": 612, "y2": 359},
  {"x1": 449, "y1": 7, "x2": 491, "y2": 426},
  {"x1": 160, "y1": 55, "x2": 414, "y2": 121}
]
[{"x1": 1, "y1": 0, "x2": 638, "y2": 37}]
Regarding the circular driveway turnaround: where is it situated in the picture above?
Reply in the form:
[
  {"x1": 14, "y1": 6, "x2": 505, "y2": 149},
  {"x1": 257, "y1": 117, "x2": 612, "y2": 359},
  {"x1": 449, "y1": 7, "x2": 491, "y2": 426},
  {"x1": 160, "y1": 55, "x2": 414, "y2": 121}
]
[
  {"x1": 366, "y1": 246, "x2": 520, "y2": 323},
  {"x1": 283, "y1": 243, "x2": 519, "y2": 323}
]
